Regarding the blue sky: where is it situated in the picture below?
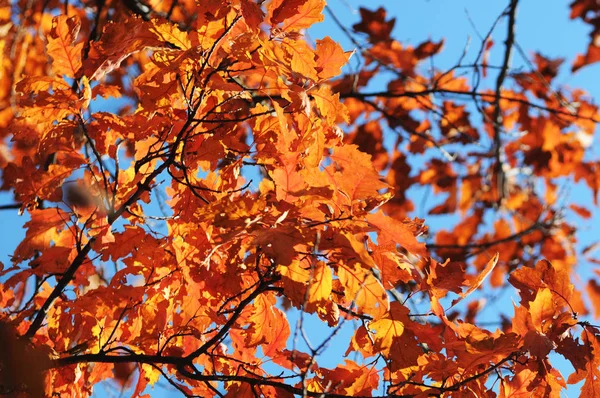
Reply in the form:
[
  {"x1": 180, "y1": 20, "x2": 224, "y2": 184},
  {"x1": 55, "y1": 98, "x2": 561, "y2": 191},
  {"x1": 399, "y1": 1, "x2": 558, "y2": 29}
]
[{"x1": 1, "y1": 1, "x2": 599, "y2": 396}]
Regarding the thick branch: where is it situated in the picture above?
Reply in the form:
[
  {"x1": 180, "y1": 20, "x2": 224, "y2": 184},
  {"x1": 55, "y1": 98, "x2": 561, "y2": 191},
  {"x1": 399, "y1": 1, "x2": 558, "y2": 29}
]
[
  {"x1": 54, "y1": 350, "x2": 411, "y2": 398},
  {"x1": 176, "y1": 367, "x2": 413, "y2": 398},
  {"x1": 24, "y1": 242, "x2": 94, "y2": 338},
  {"x1": 53, "y1": 349, "x2": 518, "y2": 398},
  {"x1": 491, "y1": 0, "x2": 519, "y2": 205},
  {"x1": 394, "y1": 352, "x2": 521, "y2": 395},
  {"x1": 54, "y1": 352, "x2": 185, "y2": 368},
  {"x1": 24, "y1": 163, "x2": 166, "y2": 338}
]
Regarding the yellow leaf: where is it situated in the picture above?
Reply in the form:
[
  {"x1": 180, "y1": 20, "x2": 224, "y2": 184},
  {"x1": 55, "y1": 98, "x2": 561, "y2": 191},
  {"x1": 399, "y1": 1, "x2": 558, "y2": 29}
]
[
  {"x1": 529, "y1": 287, "x2": 557, "y2": 333},
  {"x1": 338, "y1": 258, "x2": 388, "y2": 320},
  {"x1": 308, "y1": 261, "x2": 332, "y2": 304},
  {"x1": 141, "y1": 363, "x2": 161, "y2": 386},
  {"x1": 370, "y1": 305, "x2": 405, "y2": 356},
  {"x1": 149, "y1": 21, "x2": 191, "y2": 50}
]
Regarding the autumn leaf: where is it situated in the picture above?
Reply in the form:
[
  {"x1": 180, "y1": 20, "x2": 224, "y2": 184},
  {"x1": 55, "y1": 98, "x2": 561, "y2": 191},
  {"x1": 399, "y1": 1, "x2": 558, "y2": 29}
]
[
  {"x1": 567, "y1": 326, "x2": 600, "y2": 397},
  {"x1": 326, "y1": 144, "x2": 389, "y2": 206},
  {"x1": 312, "y1": 85, "x2": 349, "y2": 124},
  {"x1": 337, "y1": 257, "x2": 389, "y2": 320},
  {"x1": 275, "y1": 0, "x2": 325, "y2": 32},
  {"x1": 450, "y1": 253, "x2": 498, "y2": 308},
  {"x1": 370, "y1": 304, "x2": 405, "y2": 356},
  {"x1": 353, "y1": 7, "x2": 396, "y2": 42},
  {"x1": 83, "y1": 18, "x2": 164, "y2": 81},
  {"x1": 241, "y1": 0, "x2": 265, "y2": 30},
  {"x1": 587, "y1": 279, "x2": 600, "y2": 318},
  {"x1": 47, "y1": 16, "x2": 83, "y2": 78},
  {"x1": 245, "y1": 293, "x2": 290, "y2": 356},
  {"x1": 304, "y1": 261, "x2": 333, "y2": 314},
  {"x1": 2, "y1": 1, "x2": 600, "y2": 397},
  {"x1": 366, "y1": 211, "x2": 427, "y2": 257},
  {"x1": 315, "y1": 37, "x2": 352, "y2": 80},
  {"x1": 529, "y1": 288, "x2": 558, "y2": 333},
  {"x1": 317, "y1": 360, "x2": 380, "y2": 396},
  {"x1": 269, "y1": 0, "x2": 309, "y2": 25},
  {"x1": 13, "y1": 208, "x2": 69, "y2": 262},
  {"x1": 369, "y1": 302, "x2": 422, "y2": 370}
]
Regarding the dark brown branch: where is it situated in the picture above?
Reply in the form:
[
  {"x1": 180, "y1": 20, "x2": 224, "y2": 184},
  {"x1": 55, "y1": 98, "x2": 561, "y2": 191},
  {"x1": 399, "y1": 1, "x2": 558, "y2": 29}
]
[
  {"x1": 24, "y1": 239, "x2": 95, "y2": 338},
  {"x1": 54, "y1": 349, "x2": 411, "y2": 398},
  {"x1": 54, "y1": 352, "x2": 185, "y2": 368},
  {"x1": 185, "y1": 275, "x2": 279, "y2": 360},
  {"x1": 0, "y1": 203, "x2": 21, "y2": 210},
  {"x1": 25, "y1": 163, "x2": 162, "y2": 338},
  {"x1": 176, "y1": 366, "x2": 413, "y2": 398},
  {"x1": 392, "y1": 351, "x2": 521, "y2": 395},
  {"x1": 491, "y1": 0, "x2": 519, "y2": 206},
  {"x1": 52, "y1": 347, "x2": 520, "y2": 398}
]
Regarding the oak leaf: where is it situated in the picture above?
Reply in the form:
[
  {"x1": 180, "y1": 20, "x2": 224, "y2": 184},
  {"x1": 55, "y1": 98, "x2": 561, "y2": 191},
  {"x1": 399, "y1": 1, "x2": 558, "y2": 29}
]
[{"x1": 47, "y1": 16, "x2": 83, "y2": 78}]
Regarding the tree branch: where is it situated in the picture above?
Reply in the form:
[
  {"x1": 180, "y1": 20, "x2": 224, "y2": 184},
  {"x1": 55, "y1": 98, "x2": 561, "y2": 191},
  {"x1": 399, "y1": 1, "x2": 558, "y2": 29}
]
[
  {"x1": 491, "y1": 0, "x2": 519, "y2": 206},
  {"x1": 0, "y1": 203, "x2": 21, "y2": 211},
  {"x1": 426, "y1": 218, "x2": 550, "y2": 251}
]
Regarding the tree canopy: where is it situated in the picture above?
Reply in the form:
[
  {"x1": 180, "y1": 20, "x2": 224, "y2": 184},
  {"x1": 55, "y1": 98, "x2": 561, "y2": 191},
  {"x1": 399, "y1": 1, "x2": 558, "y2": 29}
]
[{"x1": 1, "y1": 0, "x2": 600, "y2": 396}]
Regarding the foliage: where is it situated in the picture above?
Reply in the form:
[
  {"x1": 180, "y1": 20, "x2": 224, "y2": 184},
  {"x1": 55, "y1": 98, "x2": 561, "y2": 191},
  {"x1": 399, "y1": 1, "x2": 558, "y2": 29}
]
[{"x1": 1, "y1": 0, "x2": 600, "y2": 396}]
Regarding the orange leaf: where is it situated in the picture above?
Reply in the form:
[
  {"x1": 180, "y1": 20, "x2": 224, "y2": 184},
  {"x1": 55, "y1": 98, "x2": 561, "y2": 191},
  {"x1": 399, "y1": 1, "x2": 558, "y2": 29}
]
[
  {"x1": 327, "y1": 144, "x2": 389, "y2": 205},
  {"x1": 529, "y1": 288, "x2": 557, "y2": 333},
  {"x1": 318, "y1": 360, "x2": 380, "y2": 396},
  {"x1": 509, "y1": 259, "x2": 573, "y2": 306},
  {"x1": 270, "y1": 155, "x2": 305, "y2": 202},
  {"x1": 315, "y1": 37, "x2": 351, "y2": 80},
  {"x1": 366, "y1": 211, "x2": 427, "y2": 257},
  {"x1": 570, "y1": 203, "x2": 592, "y2": 219},
  {"x1": 587, "y1": 279, "x2": 600, "y2": 319},
  {"x1": 430, "y1": 295, "x2": 458, "y2": 333},
  {"x1": 337, "y1": 258, "x2": 388, "y2": 320},
  {"x1": 269, "y1": 0, "x2": 308, "y2": 25},
  {"x1": 369, "y1": 302, "x2": 422, "y2": 369},
  {"x1": 567, "y1": 327, "x2": 600, "y2": 397},
  {"x1": 369, "y1": 305, "x2": 405, "y2": 357},
  {"x1": 450, "y1": 253, "x2": 498, "y2": 308},
  {"x1": 573, "y1": 44, "x2": 600, "y2": 72},
  {"x1": 84, "y1": 19, "x2": 164, "y2": 81},
  {"x1": 245, "y1": 293, "x2": 290, "y2": 356},
  {"x1": 13, "y1": 208, "x2": 69, "y2": 262},
  {"x1": 148, "y1": 20, "x2": 191, "y2": 50},
  {"x1": 47, "y1": 15, "x2": 83, "y2": 78},
  {"x1": 305, "y1": 261, "x2": 332, "y2": 311},
  {"x1": 311, "y1": 85, "x2": 349, "y2": 124},
  {"x1": 288, "y1": 39, "x2": 318, "y2": 81},
  {"x1": 277, "y1": 0, "x2": 325, "y2": 32},
  {"x1": 241, "y1": 0, "x2": 265, "y2": 30}
]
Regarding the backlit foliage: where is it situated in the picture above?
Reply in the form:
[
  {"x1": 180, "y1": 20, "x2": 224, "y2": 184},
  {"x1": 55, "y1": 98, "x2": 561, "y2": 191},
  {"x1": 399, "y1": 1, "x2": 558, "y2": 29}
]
[{"x1": 1, "y1": 0, "x2": 600, "y2": 396}]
